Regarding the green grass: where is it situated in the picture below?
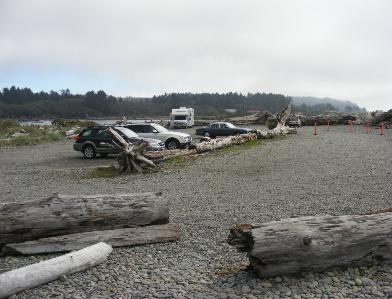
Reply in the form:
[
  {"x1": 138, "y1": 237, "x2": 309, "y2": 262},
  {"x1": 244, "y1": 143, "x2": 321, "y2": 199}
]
[
  {"x1": 85, "y1": 165, "x2": 122, "y2": 178},
  {"x1": 220, "y1": 138, "x2": 265, "y2": 154},
  {"x1": 0, "y1": 118, "x2": 98, "y2": 147},
  {"x1": 0, "y1": 120, "x2": 63, "y2": 147}
]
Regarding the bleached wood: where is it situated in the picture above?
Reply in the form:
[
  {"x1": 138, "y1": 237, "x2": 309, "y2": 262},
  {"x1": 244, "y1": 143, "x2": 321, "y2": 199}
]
[
  {"x1": 195, "y1": 133, "x2": 258, "y2": 153},
  {"x1": 3, "y1": 224, "x2": 180, "y2": 255},
  {"x1": 0, "y1": 242, "x2": 112, "y2": 299},
  {"x1": 228, "y1": 213, "x2": 392, "y2": 277},
  {"x1": 107, "y1": 127, "x2": 156, "y2": 173},
  {"x1": 0, "y1": 192, "x2": 169, "y2": 247}
]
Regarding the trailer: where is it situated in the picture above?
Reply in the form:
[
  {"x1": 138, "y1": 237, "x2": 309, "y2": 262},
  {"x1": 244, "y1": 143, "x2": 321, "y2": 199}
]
[{"x1": 169, "y1": 107, "x2": 194, "y2": 128}]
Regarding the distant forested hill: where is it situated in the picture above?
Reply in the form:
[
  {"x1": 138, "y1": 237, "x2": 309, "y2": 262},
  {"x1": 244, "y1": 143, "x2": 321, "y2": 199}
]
[
  {"x1": 0, "y1": 86, "x2": 291, "y2": 119},
  {"x1": 292, "y1": 96, "x2": 363, "y2": 113}
]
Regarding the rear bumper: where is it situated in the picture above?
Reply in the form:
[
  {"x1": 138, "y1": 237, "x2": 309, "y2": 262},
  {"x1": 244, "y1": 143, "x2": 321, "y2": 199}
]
[{"x1": 73, "y1": 143, "x2": 83, "y2": 152}]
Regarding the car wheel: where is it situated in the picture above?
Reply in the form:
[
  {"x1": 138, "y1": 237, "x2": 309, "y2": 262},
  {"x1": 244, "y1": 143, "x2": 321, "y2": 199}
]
[
  {"x1": 83, "y1": 145, "x2": 96, "y2": 159},
  {"x1": 204, "y1": 132, "x2": 210, "y2": 137},
  {"x1": 165, "y1": 139, "x2": 180, "y2": 150}
]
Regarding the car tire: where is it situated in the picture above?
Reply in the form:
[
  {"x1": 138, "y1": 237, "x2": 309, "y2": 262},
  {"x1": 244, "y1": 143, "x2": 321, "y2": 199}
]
[
  {"x1": 204, "y1": 132, "x2": 210, "y2": 137},
  {"x1": 165, "y1": 139, "x2": 180, "y2": 150},
  {"x1": 83, "y1": 145, "x2": 96, "y2": 159}
]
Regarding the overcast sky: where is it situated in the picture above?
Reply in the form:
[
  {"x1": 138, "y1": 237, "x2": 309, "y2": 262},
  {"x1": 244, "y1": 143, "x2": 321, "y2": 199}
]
[{"x1": 0, "y1": 0, "x2": 391, "y2": 110}]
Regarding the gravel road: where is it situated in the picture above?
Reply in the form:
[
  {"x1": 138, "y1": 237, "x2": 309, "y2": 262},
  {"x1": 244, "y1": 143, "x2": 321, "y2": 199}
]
[{"x1": 1, "y1": 125, "x2": 392, "y2": 299}]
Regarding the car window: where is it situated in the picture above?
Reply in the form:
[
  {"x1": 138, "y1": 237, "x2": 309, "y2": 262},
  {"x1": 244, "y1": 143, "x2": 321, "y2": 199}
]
[
  {"x1": 220, "y1": 124, "x2": 228, "y2": 128},
  {"x1": 115, "y1": 127, "x2": 139, "y2": 138},
  {"x1": 151, "y1": 123, "x2": 168, "y2": 132},
  {"x1": 144, "y1": 125, "x2": 154, "y2": 133},
  {"x1": 128, "y1": 125, "x2": 143, "y2": 133},
  {"x1": 210, "y1": 123, "x2": 219, "y2": 128},
  {"x1": 81, "y1": 129, "x2": 94, "y2": 137},
  {"x1": 96, "y1": 130, "x2": 111, "y2": 139}
]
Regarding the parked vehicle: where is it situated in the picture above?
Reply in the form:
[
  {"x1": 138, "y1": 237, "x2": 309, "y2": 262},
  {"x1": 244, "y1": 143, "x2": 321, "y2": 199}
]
[
  {"x1": 287, "y1": 117, "x2": 302, "y2": 127},
  {"x1": 169, "y1": 107, "x2": 194, "y2": 128},
  {"x1": 195, "y1": 122, "x2": 252, "y2": 138},
  {"x1": 121, "y1": 122, "x2": 192, "y2": 150},
  {"x1": 73, "y1": 126, "x2": 165, "y2": 159}
]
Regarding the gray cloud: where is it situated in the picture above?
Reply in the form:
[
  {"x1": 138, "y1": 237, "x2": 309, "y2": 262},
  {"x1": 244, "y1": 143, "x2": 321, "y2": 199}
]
[{"x1": 0, "y1": 0, "x2": 391, "y2": 110}]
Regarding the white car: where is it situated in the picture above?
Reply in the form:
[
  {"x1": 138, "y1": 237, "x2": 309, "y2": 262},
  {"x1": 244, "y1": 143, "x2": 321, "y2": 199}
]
[{"x1": 122, "y1": 123, "x2": 192, "y2": 150}]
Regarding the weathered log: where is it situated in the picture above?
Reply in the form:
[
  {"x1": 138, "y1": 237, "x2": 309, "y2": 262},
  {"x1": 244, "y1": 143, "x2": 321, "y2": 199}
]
[
  {"x1": 0, "y1": 242, "x2": 112, "y2": 299},
  {"x1": 275, "y1": 103, "x2": 291, "y2": 126},
  {"x1": 144, "y1": 149, "x2": 198, "y2": 162},
  {"x1": 195, "y1": 133, "x2": 258, "y2": 153},
  {"x1": 0, "y1": 192, "x2": 168, "y2": 247},
  {"x1": 107, "y1": 127, "x2": 156, "y2": 173},
  {"x1": 3, "y1": 224, "x2": 180, "y2": 255},
  {"x1": 228, "y1": 213, "x2": 392, "y2": 278}
]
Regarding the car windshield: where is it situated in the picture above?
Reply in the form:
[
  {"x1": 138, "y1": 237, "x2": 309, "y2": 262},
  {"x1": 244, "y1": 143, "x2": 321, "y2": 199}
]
[
  {"x1": 151, "y1": 123, "x2": 168, "y2": 132},
  {"x1": 174, "y1": 115, "x2": 186, "y2": 120},
  {"x1": 115, "y1": 127, "x2": 139, "y2": 138}
]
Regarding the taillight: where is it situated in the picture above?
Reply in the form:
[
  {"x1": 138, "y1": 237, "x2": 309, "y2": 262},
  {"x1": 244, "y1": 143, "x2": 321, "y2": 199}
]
[{"x1": 74, "y1": 135, "x2": 81, "y2": 141}]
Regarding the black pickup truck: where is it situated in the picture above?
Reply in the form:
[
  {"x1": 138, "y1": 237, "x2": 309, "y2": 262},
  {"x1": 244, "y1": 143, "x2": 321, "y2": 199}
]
[{"x1": 195, "y1": 122, "x2": 251, "y2": 138}]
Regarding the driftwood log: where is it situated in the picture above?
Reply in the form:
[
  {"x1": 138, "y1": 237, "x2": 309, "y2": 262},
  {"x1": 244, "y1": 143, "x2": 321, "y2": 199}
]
[
  {"x1": 0, "y1": 192, "x2": 168, "y2": 248},
  {"x1": 0, "y1": 242, "x2": 112, "y2": 299},
  {"x1": 195, "y1": 133, "x2": 258, "y2": 153},
  {"x1": 3, "y1": 224, "x2": 180, "y2": 255},
  {"x1": 228, "y1": 213, "x2": 392, "y2": 278},
  {"x1": 107, "y1": 127, "x2": 156, "y2": 173}
]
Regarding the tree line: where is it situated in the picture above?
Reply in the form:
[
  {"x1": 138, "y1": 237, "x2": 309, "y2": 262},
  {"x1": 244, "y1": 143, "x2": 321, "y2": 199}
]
[{"x1": 0, "y1": 86, "x2": 341, "y2": 119}]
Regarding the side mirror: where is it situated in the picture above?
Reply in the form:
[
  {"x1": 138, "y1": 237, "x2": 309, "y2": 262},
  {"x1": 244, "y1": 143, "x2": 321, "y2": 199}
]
[{"x1": 152, "y1": 129, "x2": 158, "y2": 133}]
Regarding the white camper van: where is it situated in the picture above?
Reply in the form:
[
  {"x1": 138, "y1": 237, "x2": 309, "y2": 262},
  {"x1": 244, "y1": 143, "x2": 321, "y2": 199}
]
[{"x1": 170, "y1": 107, "x2": 194, "y2": 128}]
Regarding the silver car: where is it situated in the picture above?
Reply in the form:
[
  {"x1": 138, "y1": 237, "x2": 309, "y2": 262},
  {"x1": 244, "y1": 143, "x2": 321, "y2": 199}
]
[{"x1": 121, "y1": 123, "x2": 192, "y2": 150}]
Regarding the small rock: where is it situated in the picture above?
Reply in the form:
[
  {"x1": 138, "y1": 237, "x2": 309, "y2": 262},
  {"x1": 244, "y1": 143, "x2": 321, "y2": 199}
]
[
  {"x1": 274, "y1": 276, "x2": 283, "y2": 283},
  {"x1": 261, "y1": 281, "x2": 273, "y2": 288},
  {"x1": 354, "y1": 278, "x2": 363, "y2": 286},
  {"x1": 331, "y1": 276, "x2": 340, "y2": 284}
]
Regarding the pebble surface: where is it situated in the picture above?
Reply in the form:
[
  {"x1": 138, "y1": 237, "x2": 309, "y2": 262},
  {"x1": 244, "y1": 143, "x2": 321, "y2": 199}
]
[{"x1": 1, "y1": 125, "x2": 392, "y2": 298}]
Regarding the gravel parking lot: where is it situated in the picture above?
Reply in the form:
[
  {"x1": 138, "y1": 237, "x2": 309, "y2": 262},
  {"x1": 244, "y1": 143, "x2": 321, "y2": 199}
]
[{"x1": 1, "y1": 125, "x2": 392, "y2": 299}]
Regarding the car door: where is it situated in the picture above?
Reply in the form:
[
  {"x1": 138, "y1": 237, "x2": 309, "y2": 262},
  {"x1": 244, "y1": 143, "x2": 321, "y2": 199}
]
[
  {"x1": 140, "y1": 124, "x2": 156, "y2": 139},
  {"x1": 210, "y1": 123, "x2": 220, "y2": 136},
  {"x1": 219, "y1": 123, "x2": 231, "y2": 136},
  {"x1": 96, "y1": 129, "x2": 116, "y2": 153}
]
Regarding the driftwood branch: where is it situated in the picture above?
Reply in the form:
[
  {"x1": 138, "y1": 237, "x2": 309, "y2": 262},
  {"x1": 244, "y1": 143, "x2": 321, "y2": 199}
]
[
  {"x1": 0, "y1": 242, "x2": 112, "y2": 299},
  {"x1": 3, "y1": 224, "x2": 180, "y2": 255},
  {"x1": 228, "y1": 212, "x2": 392, "y2": 278},
  {"x1": 107, "y1": 127, "x2": 156, "y2": 173}
]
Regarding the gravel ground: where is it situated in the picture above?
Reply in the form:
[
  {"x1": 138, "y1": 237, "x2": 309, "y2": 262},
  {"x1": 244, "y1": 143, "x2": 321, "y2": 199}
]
[{"x1": 1, "y1": 125, "x2": 392, "y2": 299}]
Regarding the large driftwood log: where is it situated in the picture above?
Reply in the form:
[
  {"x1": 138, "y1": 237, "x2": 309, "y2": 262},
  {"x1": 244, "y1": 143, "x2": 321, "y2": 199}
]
[
  {"x1": 195, "y1": 133, "x2": 257, "y2": 153},
  {"x1": 3, "y1": 224, "x2": 180, "y2": 255},
  {"x1": 107, "y1": 127, "x2": 156, "y2": 173},
  {"x1": 0, "y1": 193, "x2": 168, "y2": 247},
  {"x1": 144, "y1": 149, "x2": 198, "y2": 162},
  {"x1": 0, "y1": 242, "x2": 112, "y2": 299},
  {"x1": 228, "y1": 213, "x2": 392, "y2": 278}
]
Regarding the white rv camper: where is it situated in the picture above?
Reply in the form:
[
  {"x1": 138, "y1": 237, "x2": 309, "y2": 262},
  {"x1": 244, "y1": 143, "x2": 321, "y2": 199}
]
[{"x1": 170, "y1": 107, "x2": 194, "y2": 128}]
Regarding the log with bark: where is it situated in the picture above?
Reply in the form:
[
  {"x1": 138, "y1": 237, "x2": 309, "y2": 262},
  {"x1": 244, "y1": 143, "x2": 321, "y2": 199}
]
[
  {"x1": 0, "y1": 242, "x2": 112, "y2": 299},
  {"x1": 3, "y1": 223, "x2": 180, "y2": 255},
  {"x1": 107, "y1": 127, "x2": 156, "y2": 173},
  {"x1": 0, "y1": 192, "x2": 168, "y2": 248},
  {"x1": 228, "y1": 213, "x2": 392, "y2": 278}
]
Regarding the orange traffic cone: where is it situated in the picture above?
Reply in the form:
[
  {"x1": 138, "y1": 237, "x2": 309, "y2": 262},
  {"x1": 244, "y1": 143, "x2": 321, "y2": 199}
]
[{"x1": 313, "y1": 123, "x2": 318, "y2": 135}]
